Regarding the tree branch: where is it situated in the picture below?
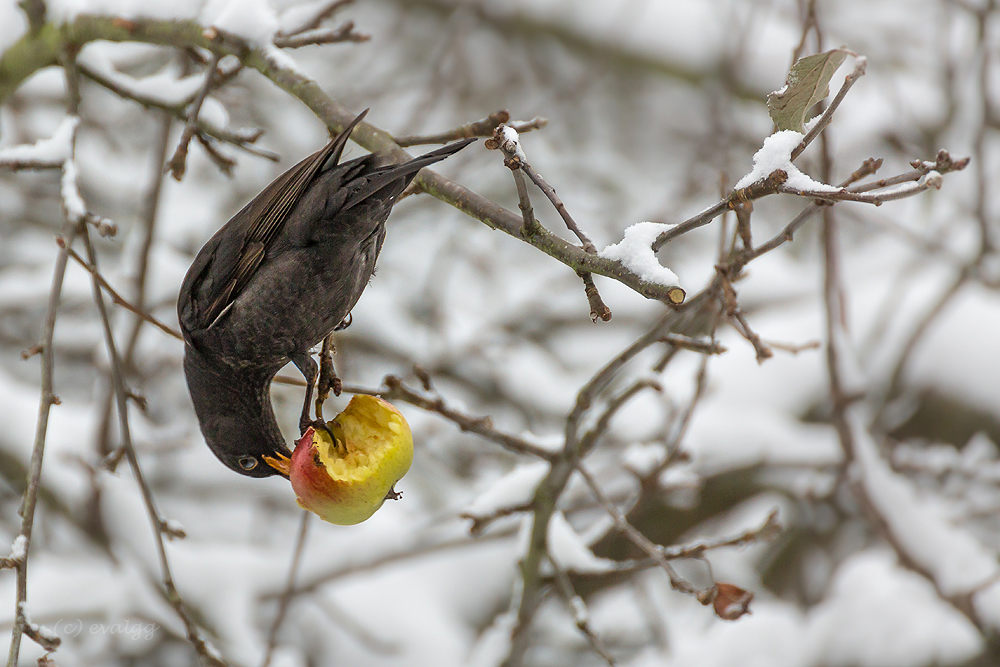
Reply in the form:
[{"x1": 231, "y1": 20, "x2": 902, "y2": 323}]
[{"x1": 0, "y1": 15, "x2": 689, "y2": 306}]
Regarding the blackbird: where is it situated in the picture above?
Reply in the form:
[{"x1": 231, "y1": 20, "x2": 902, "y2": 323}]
[{"x1": 178, "y1": 110, "x2": 473, "y2": 478}]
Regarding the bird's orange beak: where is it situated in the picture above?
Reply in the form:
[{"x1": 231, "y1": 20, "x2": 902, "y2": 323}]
[{"x1": 263, "y1": 451, "x2": 292, "y2": 477}]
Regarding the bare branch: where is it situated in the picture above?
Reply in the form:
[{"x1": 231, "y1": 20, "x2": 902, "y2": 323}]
[
  {"x1": 273, "y1": 22, "x2": 369, "y2": 49},
  {"x1": 521, "y1": 161, "x2": 597, "y2": 253},
  {"x1": 63, "y1": 244, "x2": 183, "y2": 342},
  {"x1": 575, "y1": 463, "x2": 697, "y2": 596},
  {"x1": 580, "y1": 271, "x2": 612, "y2": 323},
  {"x1": 167, "y1": 51, "x2": 222, "y2": 180},
  {"x1": 276, "y1": 0, "x2": 354, "y2": 36},
  {"x1": 79, "y1": 63, "x2": 278, "y2": 160},
  {"x1": 791, "y1": 56, "x2": 866, "y2": 161},
  {"x1": 7, "y1": 220, "x2": 79, "y2": 667},
  {"x1": 550, "y1": 559, "x2": 617, "y2": 666},
  {"x1": 375, "y1": 375, "x2": 557, "y2": 460},
  {"x1": 395, "y1": 109, "x2": 513, "y2": 147},
  {"x1": 7, "y1": 82, "x2": 83, "y2": 664},
  {"x1": 490, "y1": 124, "x2": 614, "y2": 321},
  {"x1": 0, "y1": 15, "x2": 692, "y2": 305},
  {"x1": 579, "y1": 379, "x2": 662, "y2": 455},
  {"x1": 260, "y1": 513, "x2": 311, "y2": 667},
  {"x1": 660, "y1": 333, "x2": 726, "y2": 355},
  {"x1": 82, "y1": 228, "x2": 228, "y2": 667}
]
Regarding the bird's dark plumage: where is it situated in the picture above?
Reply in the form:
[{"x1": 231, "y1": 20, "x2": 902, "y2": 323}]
[{"x1": 178, "y1": 111, "x2": 473, "y2": 477}]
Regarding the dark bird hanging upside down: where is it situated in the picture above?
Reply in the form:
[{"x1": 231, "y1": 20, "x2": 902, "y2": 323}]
[{"x1": 177, "y1": 110, "x2": 473, "y2": 478}]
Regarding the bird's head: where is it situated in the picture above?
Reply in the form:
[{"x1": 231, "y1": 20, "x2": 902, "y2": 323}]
[
  {"x1": 182, "y1": 347, "x2": 294, "y2": 478},
  {"x1": 199, "y1": 410, "x2": 293, "y2": 478}
]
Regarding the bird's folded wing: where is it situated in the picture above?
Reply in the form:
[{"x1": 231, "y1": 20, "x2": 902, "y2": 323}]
[{"x1": 180, "y1": 112, "x2": 369, "y2": 333}]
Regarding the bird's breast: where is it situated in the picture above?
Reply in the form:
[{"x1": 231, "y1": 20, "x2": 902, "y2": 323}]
[{"x1": 199, "y1": 238, "x2": 379, "y2": 365}]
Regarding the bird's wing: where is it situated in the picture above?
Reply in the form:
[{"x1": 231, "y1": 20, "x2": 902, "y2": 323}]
[{"x1": 183, "y1": 111, "x2": 369, "y2": 332}]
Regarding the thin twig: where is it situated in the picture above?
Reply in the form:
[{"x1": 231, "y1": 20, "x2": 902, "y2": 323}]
[
  {"x1": 7, "y1": 59, "x2": 84, "y2": 661},
  {"x1": 731, "y1": 309, "x2": 773, "y2": 362},
  {"x1": 575, "y1": 463, "x2": 696, "y2": 595},
  {"x1": 491, "y1": 124, "x2": 613, "y2": 322},
  {"x1": 580, "y1": 271, "x2": 612, "y2": 322},
  {"x1": 653, "y1": 58, "x2": 867, "y2": 253},
  {"x1": 377, "y1": 376, "x2": 556, "y2": 460},
  {"x1": 597, "y1": 510, "x2": 782, "y2": 577},
  {"x1": 0, "y1": 158, "x2": 62, "y2": 170},
  {"x1": 764, "y1": 338, "x2": 821, "y2": 355},
  {"x1": 508, "y1": 159, "x2": 539, "y2": 237},
  {"x1": 276, "y1": 0, "x2": 353, "y2": 36},
  {"x1": 549, "y1": 559, "x2": 616, "y2": 666},
  {"x1": 740, "y1": 157, "x2": 882, "y2": 265},
  {"x1": 734, "y1": 200, "x2": 753, "y2": 251},
  {"x1": 779, "y1": 174, "x2": 943, "y2": 205},
  {"x1": 79, "y1": 63, "x2": 277, "y2": 160},
  {"x1": 662, "y1": 312, "x2": 721, "y2": 460},
  {"x1": 395, "y1": 109, "x2": 515, "y2": 147},
  {"x1": 195, "y1": 133, "x2": 237, "y2": 175},
  {"x1": 260, "y1": 512, "x2": 311, "y2": 667},
  {"x1": 460, "y1": 502, "x2": 535, "y2": 536},
  {"x1": 578, "y1": 379, "x2": 662, "y2": 455},
  {"x1": 659, "y1": 333, "x2": 726, "y2": 355},
  {"x1": 82, "y1": 228, "x2": 227, "y2": 666},
  {"x1": 63, "y1": 245, "x2": 183, "y2": 341},
  {"x1": 521, "y1": 163, "x2": 596, "y2": 253},
  {"x1": 508, "y1": 117, "x2": 549, "y2": 134},
  {"x1": 273, "y1": 22, "x2": 369, "y2": 48},
  {"x1": 283, "y1": 528, "x2": 517, "y2": 597},
  {"x1": 167, "y1": 51, "x2": 222, "y2": 180},
  {"x1": 791, "y1": 0, "x2": 820, "y2": 64},
  {"x1": 666, "y1": 510, "x2": 781, "y2": 559},
  {"x1": 124, "y1": 112, "x2": 173, "y2": 363},
  {"x1": 7, "y1": 220, "x2": 79, "y2": 667},
  {"x1": 791, "y1": 56, "x2": 866, "y2": 161}
]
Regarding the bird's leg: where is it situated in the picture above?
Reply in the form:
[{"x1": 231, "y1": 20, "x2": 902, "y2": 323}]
[
  {"x1": 314, "y1": 334, "x2": 345, "y2": 453},
  {"x1": 291, "y1": 352, "x2": 318, "y2": 434},
  {"x1": 292, "y1": 350, "x2": 338, "y2": 448},
  {"x1": 315, "y1": 333, "x2": 342, "y2": 426},
  {"x1": 291, "y1": 352, "x2": 317, "y2": 435}
]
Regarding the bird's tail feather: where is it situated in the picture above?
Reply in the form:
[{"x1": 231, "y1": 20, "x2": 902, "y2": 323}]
[{"x1": 341, "y1": 138, "x2": 476, "y2": 211}]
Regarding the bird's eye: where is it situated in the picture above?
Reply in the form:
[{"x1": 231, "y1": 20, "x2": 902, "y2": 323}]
[{"x1": 238, "y1": 456, "x2": 258, "y2": 470}]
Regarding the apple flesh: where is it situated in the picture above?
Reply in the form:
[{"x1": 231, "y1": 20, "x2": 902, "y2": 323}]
[{"x1": 290, "y1": 395, "x2": 413, "y2": 525}]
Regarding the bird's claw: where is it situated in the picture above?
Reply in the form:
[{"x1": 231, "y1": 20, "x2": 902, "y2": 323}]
[
  {"x1": 333, "y1": 313, "x2": 352, "y2": 331},
  {"x1": 301, "y1": 418, "x2": 341, "y2": 452}
]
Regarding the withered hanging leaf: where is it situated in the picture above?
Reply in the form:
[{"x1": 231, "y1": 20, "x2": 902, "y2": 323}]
[{"x1": 767, "y1": 49, "x2": 849, "y2": 133}]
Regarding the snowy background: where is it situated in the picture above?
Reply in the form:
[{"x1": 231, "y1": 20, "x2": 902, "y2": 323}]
[{"x1": 2, "y1": 0, "x2": 1000, "y2": 666}]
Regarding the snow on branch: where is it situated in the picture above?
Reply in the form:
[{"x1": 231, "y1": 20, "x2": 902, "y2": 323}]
[
  {"x1": 734, "y1": 129, "x2": 840, "y2": 193},
  {"x1": 598, "y1": 222, "x2": 681, "y2": 288},
  {"x1": 850, "y1": 408, "x2": 1000, "y2": 598},
  {"x1": 0, "y1": 116, "x2": 76, "y2": 170}
]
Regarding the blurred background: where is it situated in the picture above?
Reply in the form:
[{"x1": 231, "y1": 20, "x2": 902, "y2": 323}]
[{"x1": 2, "y1": 0, "x2": 999, "y2": 665}]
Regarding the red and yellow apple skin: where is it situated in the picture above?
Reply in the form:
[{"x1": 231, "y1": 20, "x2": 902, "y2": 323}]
[{"x1": 289, "y1": 395, "x2": 413, "y2": 525}]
